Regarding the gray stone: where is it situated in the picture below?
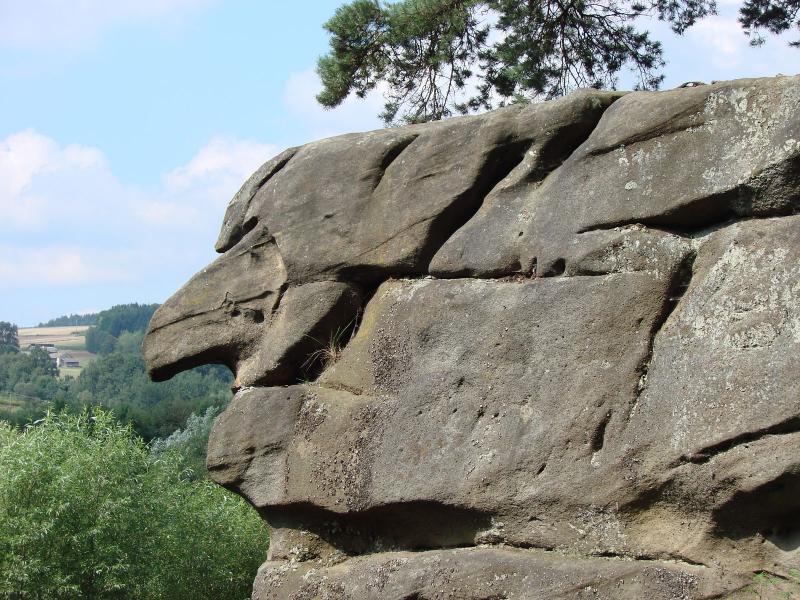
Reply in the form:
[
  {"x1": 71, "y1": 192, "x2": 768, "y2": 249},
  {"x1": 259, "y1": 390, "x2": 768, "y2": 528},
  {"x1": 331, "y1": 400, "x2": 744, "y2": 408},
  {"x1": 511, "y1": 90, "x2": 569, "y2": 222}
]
[
  {"x1": 251, "y1": 547, "x2": 743, "y2": 600},
  {"x1": 216, "y1": 147, "x2": 299, "y2": 253},
  {"x1": 236, "y1": 281, "x2": 364, "y2": 387},
  {"x1": 236, "y1": 90, "x2": 621, "y2": 283},
  {"x1": 523, "y1": 76, "x2": 800, "y2": 274},
  {"x1": 143, "y1": 227, "x2": 286, "y2": 381},
  {"x1": 143, "y1": 76, "x2": 800, "y2": 599}
]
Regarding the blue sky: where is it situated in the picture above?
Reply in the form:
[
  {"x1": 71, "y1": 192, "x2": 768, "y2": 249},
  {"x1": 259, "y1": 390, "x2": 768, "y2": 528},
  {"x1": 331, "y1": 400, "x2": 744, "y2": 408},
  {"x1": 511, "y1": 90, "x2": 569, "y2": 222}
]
[{"x1": 1, "y1": 0, "x2": 797, "y2": 326}]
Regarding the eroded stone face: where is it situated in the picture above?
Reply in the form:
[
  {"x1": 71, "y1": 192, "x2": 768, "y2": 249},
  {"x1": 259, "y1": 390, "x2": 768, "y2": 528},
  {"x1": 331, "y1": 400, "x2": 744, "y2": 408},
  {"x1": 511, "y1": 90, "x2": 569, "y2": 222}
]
[{"x1": 144, "y1": 76, "x2": 800, "y2": 599}]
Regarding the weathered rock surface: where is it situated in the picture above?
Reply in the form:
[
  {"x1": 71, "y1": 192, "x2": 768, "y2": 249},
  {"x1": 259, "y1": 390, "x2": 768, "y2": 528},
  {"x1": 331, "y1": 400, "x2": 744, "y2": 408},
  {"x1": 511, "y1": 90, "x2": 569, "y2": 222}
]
[{"x1": 144, "y1": 75, "x2": 800, "y2": 599}]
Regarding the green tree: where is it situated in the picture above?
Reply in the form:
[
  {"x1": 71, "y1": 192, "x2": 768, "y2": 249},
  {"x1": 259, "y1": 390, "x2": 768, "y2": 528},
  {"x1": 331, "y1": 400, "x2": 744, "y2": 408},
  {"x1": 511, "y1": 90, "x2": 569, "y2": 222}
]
[
  {"x1": 0, "y1": 322, "x2": 19, "y2": 354},
  {"x1": 740, "y1": 0, "x2": 800, "y2": 46},
  {"x1": 317, "y1": 0, "x2": 797, "y2": 124},
  {"x1": 38, "y1": 313, "x2": 98, "y2": 327},
  {"x1": 29, "y1": 346, "x2": 58, "y2": 377},
  {"x1": 85, "y1": 304, "x2": 159, "y2": 355},
  {"x1": 0, "y1": 410, "x2": 268, "y2": 599},
  {"x1": 150, "y1": 404, "x2": 223, "y2": 479}
]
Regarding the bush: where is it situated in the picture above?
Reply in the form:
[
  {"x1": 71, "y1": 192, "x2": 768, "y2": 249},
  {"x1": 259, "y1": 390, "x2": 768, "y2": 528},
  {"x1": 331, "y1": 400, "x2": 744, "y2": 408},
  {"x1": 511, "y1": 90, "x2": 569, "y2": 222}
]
[
  {"x1": 150, "y1": 405, "x2": 222, "y2": 479},
  {"x1": 0, "y1": 410, "x2": 268, "y2": 599}
]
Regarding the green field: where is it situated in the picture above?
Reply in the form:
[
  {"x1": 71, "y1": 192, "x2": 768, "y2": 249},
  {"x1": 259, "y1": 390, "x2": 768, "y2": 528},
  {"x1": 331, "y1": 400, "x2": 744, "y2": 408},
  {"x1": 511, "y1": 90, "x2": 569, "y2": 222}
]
[
  {"x1": 18, "y1": 327, "x2": 95, "y2": 376},
  {"x1": 0, "y1": 393, "x2": 45, "y2": 416},
  {"x1": 0, "y1": 394, "x2": 24, "y2": 412},
  {"x1": 59, "y1": 367, "x2": 83, "y2": 379},
  {"x1": 55, "y1": 337, "x2": 87, "y2": 351}
]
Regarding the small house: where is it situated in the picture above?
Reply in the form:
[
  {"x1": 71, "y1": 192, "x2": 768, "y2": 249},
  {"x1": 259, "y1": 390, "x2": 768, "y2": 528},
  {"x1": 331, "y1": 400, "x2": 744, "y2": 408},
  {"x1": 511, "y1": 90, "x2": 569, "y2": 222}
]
[{"x1": 57, "y1": 352, "x2": 80, "y2": 368}]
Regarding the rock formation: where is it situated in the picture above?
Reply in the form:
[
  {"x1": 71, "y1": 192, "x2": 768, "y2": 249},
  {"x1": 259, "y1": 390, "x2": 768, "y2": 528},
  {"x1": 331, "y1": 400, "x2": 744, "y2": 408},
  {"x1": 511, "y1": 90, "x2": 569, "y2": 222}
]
[{"x1": 143, "y1": 75, "x2": 800, "y2": 599}]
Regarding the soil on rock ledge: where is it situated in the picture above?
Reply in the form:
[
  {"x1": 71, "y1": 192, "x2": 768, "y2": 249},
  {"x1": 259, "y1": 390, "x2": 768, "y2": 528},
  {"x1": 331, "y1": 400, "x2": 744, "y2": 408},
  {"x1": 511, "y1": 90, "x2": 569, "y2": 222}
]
[{"x1": 144, "y1": 75, "x2": 800, "y2": 600}]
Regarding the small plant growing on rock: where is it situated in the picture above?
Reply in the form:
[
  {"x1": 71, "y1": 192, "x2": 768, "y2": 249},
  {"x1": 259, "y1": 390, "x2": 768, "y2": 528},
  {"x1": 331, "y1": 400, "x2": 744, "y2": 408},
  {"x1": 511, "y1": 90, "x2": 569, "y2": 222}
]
[
  {"x1": 302, "y1": 312, "x2": 361, "y2": 376},
  {"x1": 747, "y1": 570, "x2": 800, "y2": 599}
]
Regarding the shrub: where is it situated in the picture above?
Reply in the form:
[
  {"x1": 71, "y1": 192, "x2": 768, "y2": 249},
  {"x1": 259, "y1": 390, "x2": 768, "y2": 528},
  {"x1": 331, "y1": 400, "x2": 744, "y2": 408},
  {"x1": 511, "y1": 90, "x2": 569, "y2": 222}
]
[{"x1": 0, "y1": 410, "x2": 267, "y2": 599}]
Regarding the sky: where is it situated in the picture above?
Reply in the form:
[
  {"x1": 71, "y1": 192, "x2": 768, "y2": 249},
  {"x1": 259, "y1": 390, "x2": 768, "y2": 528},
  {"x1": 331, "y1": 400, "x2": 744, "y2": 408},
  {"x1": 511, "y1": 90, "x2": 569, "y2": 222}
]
[{"x1": 1, "y1": 0, "x2": 797, "y2": 326}]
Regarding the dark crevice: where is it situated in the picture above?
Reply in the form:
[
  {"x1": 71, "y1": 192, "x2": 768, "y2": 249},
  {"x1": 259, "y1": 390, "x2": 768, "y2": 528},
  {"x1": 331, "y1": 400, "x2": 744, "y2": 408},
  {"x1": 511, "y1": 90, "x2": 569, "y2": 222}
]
[
  {"x1": 712, "y1": 471, "x2": 800, "y2": 551},
  {"x1": 261, "y1": 502, "x2": 715, "y2": 575},
  {"x1": 418, "y1": 115, "x2": 618, "y2": 273},
  {"x1": 676, "y1": 415, "x2": 800, "y2": 465},
  {"x1": 298, "y1": 282, "x2": 382, "y2": 383},
  {"x1": 577, "y1": 157, "x2": 800, "y2": 238},
  {"x1": 590, "y1": 411, "x2": 611, "y2": 452},
  {"x1": 269, "y1": 282, "x2": 289, "y2": 319},
  {"x1": 242, "y1": 282, "x2": 368, "y2": 387},
  {"x1": 373, "y1": 134, "x2": 420, "y2": 190},
  {"x1": 626, "y1": 250, "x2": 696, "y2": 420},
  {"x1": 334, "y1": 138, "x2": 533, "y2": 285},
  {"x1": 577, "y1": 191, "x2": 741, "y2": 236},
  {"x1": 418, "y1": 138, "x2": 532, "y2": 271},
  {"x1": 541, "y1": 257, "x2": 566, "y2": 277},
  {"x1": 261, "y1": 502, "x2": 713, "y2": 569},
  {"x1": 237, "y1": 215, "x2": 259, "y2": 241},
  {"x1": 583, "y1": 104, "x2": 709, "y2": 159},
  {"x1": 260, "y1": 501, "x2": 492, "y2": 557}
]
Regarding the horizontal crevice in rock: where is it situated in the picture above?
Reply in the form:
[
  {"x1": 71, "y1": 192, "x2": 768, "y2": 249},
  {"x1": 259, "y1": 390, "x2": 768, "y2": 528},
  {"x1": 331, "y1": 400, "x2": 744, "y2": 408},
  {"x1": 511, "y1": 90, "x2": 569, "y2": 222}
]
[
  {"x1": 577, "y1": 166, "x2": 800, "y2": 238},
  {"x1": 261, "y1": 501, "x2": 492, "y2": 557},
  {"x1": 677, "y1": 416, "x2": 800, "y2": 465}
]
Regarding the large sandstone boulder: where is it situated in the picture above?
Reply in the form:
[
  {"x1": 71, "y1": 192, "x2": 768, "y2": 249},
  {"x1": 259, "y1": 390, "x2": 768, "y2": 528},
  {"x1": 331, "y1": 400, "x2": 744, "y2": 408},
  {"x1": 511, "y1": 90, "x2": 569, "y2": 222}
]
[{"x1": 143, "y1": 76, "x2": 800, "y2": 599}]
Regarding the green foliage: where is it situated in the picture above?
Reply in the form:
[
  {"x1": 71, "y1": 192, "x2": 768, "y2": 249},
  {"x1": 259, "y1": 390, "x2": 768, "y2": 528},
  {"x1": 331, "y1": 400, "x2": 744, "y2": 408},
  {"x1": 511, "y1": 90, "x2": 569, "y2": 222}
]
[
  {"x1": 69, "y1": 353, "x2": 232, "y2": 440},
  {"x1": 0, "y1": 347, "x2": 65, "y2": 424},
  {"x1": 115, "y1": 330, "x2": 145, "y2": 355},
  {"x1": 740, "y1": 0, "x2": 800, "y2": 46},
  {"x1": 748, "y1": 569, "x2": 800, "y2": 598},
  {"x1": 85, "y1": 327, "x2": 116, "y2": 355},
  {"x1": 0, "y1": 322, "x2": 19, "y2": 354},
  {"x1": 38, "y1": 313, "x2": 98, "y2": 327},
  {"x1": 0, "y1": 410, "x2": 268, "y2": 599},
  {"x1": 85, "y1": 304, "x2": 159, "y2": 355},
  {"x1": 317, "y1": 0, "x2": 794, "y2": 124},
  {"x1": 0, "y1": 324, "x2": 231, "y2": 441},
  {"x1": 150, "y1": 405, "x2": 222, "y2": 479}
]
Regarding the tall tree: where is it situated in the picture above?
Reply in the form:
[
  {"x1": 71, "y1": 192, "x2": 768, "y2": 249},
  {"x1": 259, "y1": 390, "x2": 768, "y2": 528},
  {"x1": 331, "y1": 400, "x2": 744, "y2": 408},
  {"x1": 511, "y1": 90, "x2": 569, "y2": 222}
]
[
  {"x1": 0, "y1": 322, "x2": 19, "y2": 354},
  {"x1": 317, "y1": 0, "x2": 795, "y2": 124}
]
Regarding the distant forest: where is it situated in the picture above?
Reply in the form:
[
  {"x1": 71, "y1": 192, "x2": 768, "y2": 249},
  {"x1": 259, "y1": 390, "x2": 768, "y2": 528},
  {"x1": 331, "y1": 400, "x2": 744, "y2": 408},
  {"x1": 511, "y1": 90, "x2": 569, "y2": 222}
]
[
  {"x1": 2, "y1": 303, "x2": 233, "y2": 440},
  {"x1": 38, "y1": 313, "x2": 98, "y2": 327}
]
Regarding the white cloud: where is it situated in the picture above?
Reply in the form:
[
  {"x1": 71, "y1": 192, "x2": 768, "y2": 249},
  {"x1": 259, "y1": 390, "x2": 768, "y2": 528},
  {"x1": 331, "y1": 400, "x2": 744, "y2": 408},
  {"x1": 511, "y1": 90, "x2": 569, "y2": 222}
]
[
  {"x1": 0, "y1": 130, "x2": 280, "y2": 287},
  {"x1": 0, "y1": 0, "x2": 215, "y2": 49},
  {"x1": 0, "y1": 130, "x2": 107, "y2": 228},
  {"x1": 687, "y1": 17, "x2": 746, "y2": 68},
  {"x1": 0, "y1": 245, "x2": 126, "y2": 286},
  {"x1": 283, "y1": 70, "x2": 385, "y2": 139},
  {"x1": 165, "y1": 136, "x2": 277, "y2": 191}
]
